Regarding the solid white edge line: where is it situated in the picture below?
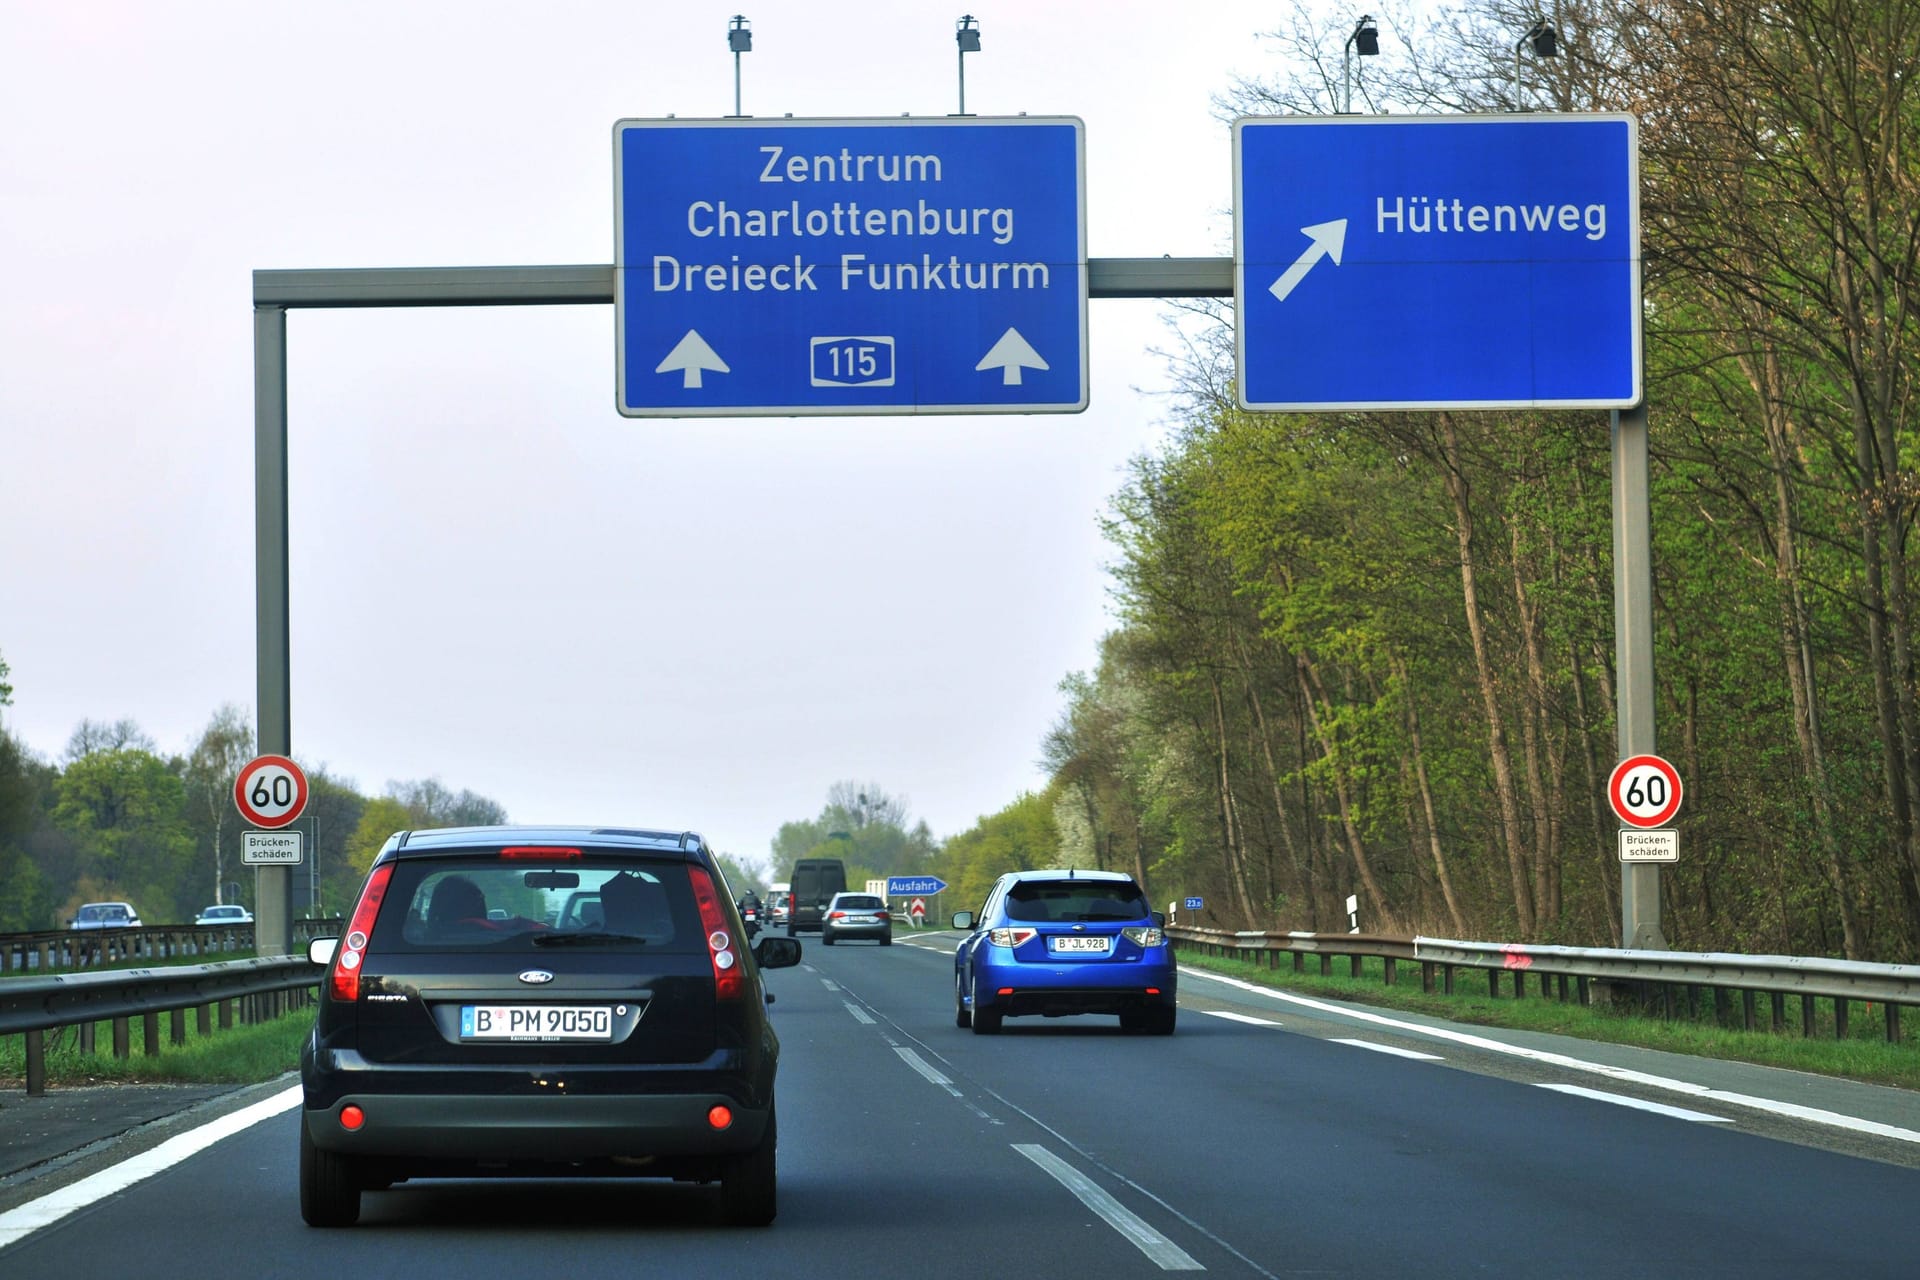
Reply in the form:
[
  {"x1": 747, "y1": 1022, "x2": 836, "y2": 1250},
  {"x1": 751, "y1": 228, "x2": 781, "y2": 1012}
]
[
  {"x1": 1180, "y1": 964, "x2": 1920, "y2": 1145},
  {"x1": 1331, "y1": 1038, "x2": 1443, "y2": 1061},
  {"x1": 0, "y1": 1084, "x2": 303, "y2": 1249},
  {"x1": 1536, "y1": 1083, "x2": 1732, "y2": 1123},
  {"x1": 1201, "y1": 1010, "x2": 1282, "y2": 1027},
  {"x1": 1013, "y1": 1144, "x2": 1204, "y2": 1271}
]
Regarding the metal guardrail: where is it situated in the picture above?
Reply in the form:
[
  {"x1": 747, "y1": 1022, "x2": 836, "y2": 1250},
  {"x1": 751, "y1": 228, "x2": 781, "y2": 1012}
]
[
  {"x1": 0, "y1": 919, "x2": 344, "y2": 975},
  {"x1": 0, "y1": 957, "x2": 320, "y2": 1096},
  {"x1": 1168, "y1": 927, "x2": 1919, "y2": 1044}
]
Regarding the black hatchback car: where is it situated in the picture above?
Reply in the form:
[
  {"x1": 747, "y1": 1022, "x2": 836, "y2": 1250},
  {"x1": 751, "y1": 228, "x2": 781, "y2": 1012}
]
[{"x1": 299, "y1": 825, "x2": 800, "y2": 1228}]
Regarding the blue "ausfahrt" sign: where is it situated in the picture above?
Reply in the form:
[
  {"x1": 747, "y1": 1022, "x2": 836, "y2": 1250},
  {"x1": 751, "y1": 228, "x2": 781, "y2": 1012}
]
[
  {"x1": 887, "y1": 875, "x2": 949, "y2": 897},
  {"x1": 616, "y1": 116, "x2": 1087, "y2": 417},
  {"x1": 1234, "y1": 113, "x2": 1640, "y2": 412}
]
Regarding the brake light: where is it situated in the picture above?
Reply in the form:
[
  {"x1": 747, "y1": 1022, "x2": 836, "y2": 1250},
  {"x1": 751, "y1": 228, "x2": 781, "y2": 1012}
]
[
  {"x1": 330, "y1": 863, "x2": 394, "y2": 1002},
  {"x1": 499, "y1": 846, "x2": 582, "y2": 860},
  {"x1": 1122, "y1": 926, "x2": 1165, "y2": 947},
  {"x1": 827, "y1": 911, "x2": 846, "y2": 920},
  {"x1": 988, "y1": 927, "x2": 1037, "y2": 948},
  {"x1": 687, "y1": 866, "x2": 744, "y2": 1001}
]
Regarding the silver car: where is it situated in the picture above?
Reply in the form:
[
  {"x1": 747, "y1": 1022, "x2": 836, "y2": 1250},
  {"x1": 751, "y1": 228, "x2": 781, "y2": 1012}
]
[
  {"x1": 820, "y1": 893, "x2": 892, "y2": 946},
  {"x1": 71, "y1": 901, "x2": 142, "y2": 930}
]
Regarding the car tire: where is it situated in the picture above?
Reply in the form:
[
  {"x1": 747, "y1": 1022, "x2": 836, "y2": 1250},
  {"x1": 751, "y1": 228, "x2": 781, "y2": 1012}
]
[
  {"x1": 822, "y1": 932, "x2": 835, "y2": 945},
  {"x1": 299, "y1": 1117, "x2": 362, "y2": 1228},
  {"x1": 1119, "y1": 1010, "x2": 1146, "y2": 1032},
  {"x1": 1150, "y1": 1006, "x2": 1177, "y2": 1036},
  {"x1": 718, "y1": 1102, "x2": 777, "y2": 1227},
  {"x1": 970, "y1": 981, "x2": 1002, "y2": 1035},
  {"x1": 880, "y1": 934, "x2": 892, "y2": 946},
  {"x1": 954, "y1": 974, "x2": 971, "y2": 1028}
]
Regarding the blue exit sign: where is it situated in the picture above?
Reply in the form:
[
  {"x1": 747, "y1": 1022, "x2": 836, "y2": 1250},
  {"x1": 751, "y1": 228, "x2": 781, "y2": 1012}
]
[{"x1": 1235, "y1": 113, "x2": 1641, "y2": 411}]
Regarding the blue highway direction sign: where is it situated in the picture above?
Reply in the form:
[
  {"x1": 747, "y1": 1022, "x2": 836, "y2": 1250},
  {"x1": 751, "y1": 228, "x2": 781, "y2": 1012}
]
[
  {"x1": 1234, "y1": 113, "x2": 1640, "y2": 411},
  {"x1": 616, "y1": 116, "x2": 1087, "y2": 417},
  {"x1": 887, "y1": 875, "x2": 949, "y2": 897}
]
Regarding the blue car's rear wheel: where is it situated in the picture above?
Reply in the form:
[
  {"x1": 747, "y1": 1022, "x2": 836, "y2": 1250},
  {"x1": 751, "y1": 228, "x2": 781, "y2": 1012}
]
[{"x1": 969, "y1": 976, "x2": 1002, "y2": 1035}]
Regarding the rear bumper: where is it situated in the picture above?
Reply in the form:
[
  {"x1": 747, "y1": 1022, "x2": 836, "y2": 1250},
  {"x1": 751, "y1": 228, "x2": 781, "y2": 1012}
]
[
  {"x1": 824, "y1": 922, "x2": 891, "y2": 941},
  {"x1": 305, "y1": 1091, "x2": 768, "y2": 1159},
  {"x1": 973, "y1": 952, "x2": 1176, "y2": 1016}
]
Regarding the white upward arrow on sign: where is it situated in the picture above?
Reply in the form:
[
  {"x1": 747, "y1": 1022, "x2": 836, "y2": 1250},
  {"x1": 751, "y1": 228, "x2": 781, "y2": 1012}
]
[
  {"x1": 975, "y1": 327, "x2": 1049, "y2": 385},
  {"x1": 1267, "y1": 219, "x2": 1348, "y2": 302},
  {"x1": 655, "y1": 330, "x2": 730, "y2": 388}
]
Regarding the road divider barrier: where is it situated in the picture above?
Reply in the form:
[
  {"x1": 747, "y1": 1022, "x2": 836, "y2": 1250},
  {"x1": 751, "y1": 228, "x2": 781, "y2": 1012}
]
[{"x1": 1168, "y1": 927, "x2": 1919, "y2": 1045}]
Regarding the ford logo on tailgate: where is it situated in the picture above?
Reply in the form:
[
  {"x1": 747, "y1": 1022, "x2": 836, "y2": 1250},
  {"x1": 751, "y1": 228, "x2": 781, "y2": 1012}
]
[{"x1": 518, "y1": 969, "x2": 556, "y2": 985}]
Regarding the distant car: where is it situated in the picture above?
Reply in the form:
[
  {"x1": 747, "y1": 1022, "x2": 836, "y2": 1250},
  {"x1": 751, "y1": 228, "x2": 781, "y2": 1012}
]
[
  {"x1": 194, "y1": 904, "x2": 254, "y2": 926},
  {"x1": 952, "y1": 870, "x2": 1175, "y2": 1035},
  {"x1": 70, "y1": 901, "x2": 142, "y2": 930},
  {"x1": 766, "y1": 891, "x2": 791, "y2": 927},
  {"x1": 299, "y1": 824, "x2": 801, "y2": 1229},
  {"x1": 821, "y1": 893, "x2": 891, "y2": 946}
]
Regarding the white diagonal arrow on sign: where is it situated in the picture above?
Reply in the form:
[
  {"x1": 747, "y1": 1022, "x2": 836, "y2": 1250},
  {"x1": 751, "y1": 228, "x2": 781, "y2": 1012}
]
[
  {"x1": 1267, "y1": 218, "x2": 1348, "y2": 302},
  {"x1": 655, "y1": 329, "x2": 730, "y2": 388},
  {"x1": 974, "y1": 327, "x2": 1049, "y2": 386}
]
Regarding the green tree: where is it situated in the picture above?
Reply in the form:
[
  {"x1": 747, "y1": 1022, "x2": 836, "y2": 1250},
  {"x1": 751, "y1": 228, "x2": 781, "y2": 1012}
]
[
  {"x1": 934, "y1": 791, "x2": 1061, "y2": 911},
  {"x1": 0, "y1": 729, "x2": 48, "y2": 930},
  {"x1": 183, "y1": 704, "x2": 252, "y2": 907},
  {"x1": 345, "y1": 797, "x2": 412, "y2": 878},
  {"x1": 52, "y1": 745, "x2": 195, "y2": 921}
]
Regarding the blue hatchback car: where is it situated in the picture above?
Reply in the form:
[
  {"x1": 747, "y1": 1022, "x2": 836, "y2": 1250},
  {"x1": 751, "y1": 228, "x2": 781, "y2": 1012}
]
[{"x1": 952, "y1": 870, "x2": 1175, "y2": 1035}]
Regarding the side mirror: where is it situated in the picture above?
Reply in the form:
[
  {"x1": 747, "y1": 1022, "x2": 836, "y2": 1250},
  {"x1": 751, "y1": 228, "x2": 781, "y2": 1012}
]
[
  {"x1": 754, "y1": 936, "x2": 802, "y2": 969},
  {"x1": 307, "y1": 936, "x2": 338, "y2": 966},
  {"x1": 1152, "y1": 911, "x2": 1167, "y2": 928},
  {"x1": 951, "y1": 911, "x2": 974, "y2": 930}
]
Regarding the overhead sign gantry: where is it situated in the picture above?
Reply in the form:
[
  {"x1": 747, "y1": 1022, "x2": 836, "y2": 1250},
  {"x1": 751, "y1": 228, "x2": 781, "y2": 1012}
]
[{"x1": 615, "y1": 116, "x2": 1088, "y2": 416}]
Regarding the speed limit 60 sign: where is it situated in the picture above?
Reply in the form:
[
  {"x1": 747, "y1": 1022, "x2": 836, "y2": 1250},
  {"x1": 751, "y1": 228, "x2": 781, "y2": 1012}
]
[
  {"x1": 1608, "y1": 754, "x2": 1683, "y2": 829},
  {"x1": 234, "y1": 754, "x2": 310, "y2": 829}
]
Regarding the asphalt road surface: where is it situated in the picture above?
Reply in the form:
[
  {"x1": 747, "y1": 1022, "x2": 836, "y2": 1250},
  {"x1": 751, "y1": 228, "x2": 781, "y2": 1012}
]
[{"x1": 4, "y1": 930, "x2": 1918, "y2": 1278}]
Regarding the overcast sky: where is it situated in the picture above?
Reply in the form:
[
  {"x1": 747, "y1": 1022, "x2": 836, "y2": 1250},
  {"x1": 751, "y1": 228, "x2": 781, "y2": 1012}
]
[{"x1": 0, "y1": 2, "x2": 1309, "y2": 869}]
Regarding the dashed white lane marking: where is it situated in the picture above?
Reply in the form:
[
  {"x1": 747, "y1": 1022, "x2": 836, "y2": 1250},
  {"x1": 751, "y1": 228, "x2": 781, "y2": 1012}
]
[
  {"x1": 820, "y1": 978, "x2": 840, "y2": 992},
  {"x1": 0, "y1": 1084, "x2": 303, "y2": 1249},
  {"x1": 1332, "y1": 1038, "x2": 1443, "y2": 1061},
  {"x1": 1013, "y1": 1144, "x2": 1204, "y2": 1270},
  {"x1": 1537, "y1": 1083, "x2": 1733, "y2": 1123},
  {"x1": 1181, "y1": 964, "x2": 1920, "y2": 1145},
  {"x1": 1201, "y1": 1010, "x2": 1282, "y2": 1027},
  {"x1": 894, "y1": 1046, "x2": 962, "y2": 1096},
  {"x1": 843, "y1": 1001, "x2": 876, "y2": 1025}
]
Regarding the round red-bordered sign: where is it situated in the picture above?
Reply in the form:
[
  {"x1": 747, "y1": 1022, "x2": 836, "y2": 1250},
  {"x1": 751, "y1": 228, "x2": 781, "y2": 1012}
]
[
  {"x1": 234, "y1": 754, "x2": 310, "y2": 829},
  {"x1": 1607, "y1": 754, "x2": 1683, "y2": 829}
]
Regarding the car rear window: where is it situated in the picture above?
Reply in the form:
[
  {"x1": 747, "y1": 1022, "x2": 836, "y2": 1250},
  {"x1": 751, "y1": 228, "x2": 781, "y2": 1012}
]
[
  {"x1": 1005, "y1": 880, "x2": 1150, "y2": 923},
  {"x1": 838, "y1": 895, "x2": 883, "y2": 910},
  {"x1": 78, "y1": 904, "x2": 129, "y2": 922},
  {"x1": 368, "y1": 855, "x2": 701, "y2": 954}
]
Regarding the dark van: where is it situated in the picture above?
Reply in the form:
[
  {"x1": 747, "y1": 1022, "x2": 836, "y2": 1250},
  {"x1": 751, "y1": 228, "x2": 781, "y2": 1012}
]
[{"x1": 787, "y1": 858, "x2": 847, "y2": 935}]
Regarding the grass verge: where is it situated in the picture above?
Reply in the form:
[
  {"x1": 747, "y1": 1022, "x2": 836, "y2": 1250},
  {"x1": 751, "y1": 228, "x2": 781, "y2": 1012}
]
[
  {"x1": 1180, "y1": 950, "x2": 1920, "y2": 1092},
  {"x1": 0, "y1": 1010, "x2": 310, "y2": 1088}
]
